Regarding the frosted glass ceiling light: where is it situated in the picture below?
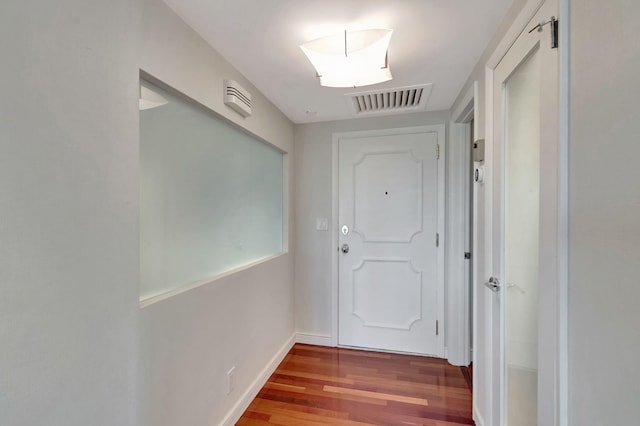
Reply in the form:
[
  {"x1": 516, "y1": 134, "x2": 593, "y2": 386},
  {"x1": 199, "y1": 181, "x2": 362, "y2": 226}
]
[{"x1": 300, "y1": 29, "x2": 393, "y2": 88}]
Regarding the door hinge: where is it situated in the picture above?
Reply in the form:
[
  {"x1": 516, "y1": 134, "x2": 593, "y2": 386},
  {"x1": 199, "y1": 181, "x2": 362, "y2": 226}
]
[
  {"x1": 528, "y1": 16, "x2": 558, "y2": 49},
  {"x1": 436, "y1": 233, "x2": 440, "y2": 247},
  {"x1": 464, "y1": 252, "x2": 471, "y2": 260},
  {"x1": 436, "y1": 144, "x2": 440, "y2": 160},
  {"x1": 436, "y1": 320, "x2": 439, "y2": 336},
  {"x1": 550, "y1": 17, "x2": 558, "y2": 49}
]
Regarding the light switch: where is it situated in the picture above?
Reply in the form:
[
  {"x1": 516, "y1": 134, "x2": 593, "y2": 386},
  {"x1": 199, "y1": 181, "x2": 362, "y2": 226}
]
[{"x1": 316, "y1": 217, "x2": 328, "y2": 231}]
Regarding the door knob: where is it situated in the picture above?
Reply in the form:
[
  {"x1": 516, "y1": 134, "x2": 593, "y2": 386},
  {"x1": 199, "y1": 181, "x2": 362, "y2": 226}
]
[
  {"x1": 341, "y1": 244, "x2": 350, "y2": 254},
  {"x1": 484, "y1": 277, "x2": 501, "y2": 292}
]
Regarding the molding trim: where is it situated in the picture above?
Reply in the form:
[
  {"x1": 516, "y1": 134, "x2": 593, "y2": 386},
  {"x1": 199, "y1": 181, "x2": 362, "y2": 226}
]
[
  {"x1": 219, "y1": 333, "x2": 295, "y2": 426},
  {"x1": 474, "y1": 406, "x2": 486, "y2": 426},
  {"x1": 557, "y1": 0, "x2": 570, "y2": 424},
  {"x1": 445, "y1": 122, "x2": 470, "y2": 366},
  {"x1": 486, "y1": 0, "x2": 546, "y2": 68},
  {"x1": 295, "y1": 333, "x2": 335, "y2": 347},
  {"x1": 451, "y1": 81, "x2": 477, "y2": 123},
  {"x1": 447, "y1": 83, "x2": 476, "y2": 367}
]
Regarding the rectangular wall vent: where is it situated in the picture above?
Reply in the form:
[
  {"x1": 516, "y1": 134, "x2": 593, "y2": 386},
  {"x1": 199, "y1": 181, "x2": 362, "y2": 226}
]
[
  {"x1": 347, "y1": 84, "x2": 432, "y2": 116},
  {"x1": 224, "y1": 79, "x2": 252, "y2": 117}
]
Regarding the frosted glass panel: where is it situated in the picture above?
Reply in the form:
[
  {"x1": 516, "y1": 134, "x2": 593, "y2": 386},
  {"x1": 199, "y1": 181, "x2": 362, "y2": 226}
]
[
  {"x1": 504, "y1": 48, "x2": 540, "y2": 426},
  {"x1": 140, "y1": 80, "x2": 283, "y2": 300}
]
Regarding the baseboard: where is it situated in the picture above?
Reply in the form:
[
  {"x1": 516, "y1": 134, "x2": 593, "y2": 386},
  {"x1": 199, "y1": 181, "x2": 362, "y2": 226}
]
[
  {"x1": 218, "y1": 333, "x2": 296, "y2": 426},
  {"x1": 473, "y1": 405, "x2": 485, "y2": 426},
  {"x1": 295, "y1": 332, "x2": 335, "y2": 347}
]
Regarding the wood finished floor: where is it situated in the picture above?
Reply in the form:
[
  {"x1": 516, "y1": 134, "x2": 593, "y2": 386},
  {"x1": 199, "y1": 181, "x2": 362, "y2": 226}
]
[{"x1": 237, "y1": 344, "x2": 474, "y2": 426}]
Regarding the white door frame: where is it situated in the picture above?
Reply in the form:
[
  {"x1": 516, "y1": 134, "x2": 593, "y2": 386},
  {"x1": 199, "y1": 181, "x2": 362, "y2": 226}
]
[
  {"x1": 331, "y1": 125, "x2": 446, "y2": 357},
  {"x1": 448, "y1": 81, "x2": 478, "y2": 366},
  {"x1": 480, "y1": 0, "x2": 569, "y2": 424}
]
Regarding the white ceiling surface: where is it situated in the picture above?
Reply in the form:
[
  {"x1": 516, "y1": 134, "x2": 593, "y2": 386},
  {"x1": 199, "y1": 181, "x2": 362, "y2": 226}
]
[{"x1": 163, "y1": 0, "x2": 514, "y2": 124}]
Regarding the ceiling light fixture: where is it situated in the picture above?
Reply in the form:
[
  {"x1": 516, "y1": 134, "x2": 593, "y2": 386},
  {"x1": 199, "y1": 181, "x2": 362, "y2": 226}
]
[{"x1": 300, "y1": 29, "x2": 393, "y2": 88}]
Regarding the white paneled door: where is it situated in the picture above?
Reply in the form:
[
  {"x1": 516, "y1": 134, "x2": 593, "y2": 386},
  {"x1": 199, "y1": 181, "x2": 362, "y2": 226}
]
[{"x1": 337, "y1": 126, "x2": 444, "y2": 356}]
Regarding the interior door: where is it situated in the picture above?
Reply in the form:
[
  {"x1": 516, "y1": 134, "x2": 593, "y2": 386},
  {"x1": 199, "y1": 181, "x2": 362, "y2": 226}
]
[
  {"x1": 489, "y1": 0, "x2": 559, "y2": 425},
  {"x1": 337, "y1": 126, "x2": 444, "y2": 356}
]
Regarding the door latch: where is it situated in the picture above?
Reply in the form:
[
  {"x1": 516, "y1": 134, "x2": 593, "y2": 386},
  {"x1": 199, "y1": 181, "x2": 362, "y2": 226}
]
[{"x1": 484, "y1": 277, "x2": 501, "y2": 292}]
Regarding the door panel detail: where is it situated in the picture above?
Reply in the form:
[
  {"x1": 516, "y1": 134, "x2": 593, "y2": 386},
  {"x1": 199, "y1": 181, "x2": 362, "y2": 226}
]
[
  {"x1": 352, "y1": 259, "x2": 422, "y2": 330},
  {"x1": 353, "y1": 151, "x2": 423, "y2": 243}
]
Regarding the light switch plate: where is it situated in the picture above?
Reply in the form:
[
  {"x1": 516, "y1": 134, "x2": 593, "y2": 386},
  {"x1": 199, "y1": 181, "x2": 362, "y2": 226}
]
[{"x1": 316, "y1": 217, "x2": 328, "y2": 231}]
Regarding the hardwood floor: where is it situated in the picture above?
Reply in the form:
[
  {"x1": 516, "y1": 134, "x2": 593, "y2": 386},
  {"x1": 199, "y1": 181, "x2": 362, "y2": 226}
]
[{"x1": 237, "y1": 344, "x2": 474, "y2": 425}]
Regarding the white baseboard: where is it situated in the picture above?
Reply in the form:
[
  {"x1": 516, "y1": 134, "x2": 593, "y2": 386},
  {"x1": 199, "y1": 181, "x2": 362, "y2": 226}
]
[
  {"x1": 473, "y1": 405, "x2": 485, "y2": 426},
  {"x1": 218, "y1": 333, "x2": 295, "y2": 426},
  {"x1": 295, "y1": 332, "x2": 335, "y2": 347}
]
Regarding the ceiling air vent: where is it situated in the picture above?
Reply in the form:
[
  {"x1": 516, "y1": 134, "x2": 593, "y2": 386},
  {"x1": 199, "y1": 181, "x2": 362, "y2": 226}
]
[
  {"x1": 347, "y1": 84, "x2": 432, "y2": 116},
  {"x1": 224, "y1": 79, "x2": 252, "y2": 117}
]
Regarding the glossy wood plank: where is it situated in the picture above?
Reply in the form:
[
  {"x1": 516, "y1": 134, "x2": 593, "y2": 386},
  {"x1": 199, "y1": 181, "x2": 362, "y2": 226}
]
[
  {"x1": 237, "y1": 344, "x2": 474, "y2": 425},
  {"x1": 322, "y1": 385, "x2": 430, "y2": 406}
]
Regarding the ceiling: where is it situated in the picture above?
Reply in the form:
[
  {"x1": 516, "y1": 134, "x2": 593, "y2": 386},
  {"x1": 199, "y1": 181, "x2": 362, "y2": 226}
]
[{"x1": 163, "y1": 0, "x2": 514, "y2": 124}]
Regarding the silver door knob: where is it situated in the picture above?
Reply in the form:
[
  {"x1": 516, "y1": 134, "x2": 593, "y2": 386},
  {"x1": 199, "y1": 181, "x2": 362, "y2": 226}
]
[
  {"x1": 484, "y1": 277, "x2": 501, "y2": 292},
  {"x1": 341, "y1": 244, "x2": 350, "y2": 254}
]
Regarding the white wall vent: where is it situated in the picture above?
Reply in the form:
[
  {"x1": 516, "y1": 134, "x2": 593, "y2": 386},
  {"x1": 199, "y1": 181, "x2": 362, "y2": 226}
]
[
  {"x1": 224, "y1": 79, "x2": 252, "y2": 117},
  {"x1": 346, "y1": 84, "x2": 432, "y2": 116}
]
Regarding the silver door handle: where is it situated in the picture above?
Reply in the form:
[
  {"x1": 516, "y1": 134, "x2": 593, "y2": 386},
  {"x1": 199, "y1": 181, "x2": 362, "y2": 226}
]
[
  {"x1": 341, "y1": 244, "x2": 350, "y2": 254},
  {"x1": 484, "y1": 277, "x2": 501, "y2": 292},
  {"x1": 507, "y1": 282, "x2": 526, "y2": 293}
]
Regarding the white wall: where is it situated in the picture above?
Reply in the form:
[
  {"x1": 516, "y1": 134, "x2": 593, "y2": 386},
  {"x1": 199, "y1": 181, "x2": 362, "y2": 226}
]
[
  {"x1": 1, "y1": 1, "x2": 296, "y2": 425},
  {"x1": 0, "y1": 1, "x2": 141, "y2": 425},
  {"x1": 140, "y1": 0, "x2": 293, "y2": 148},
  {"x1": 140, "y1": 255, "x2": 293, "y2": 426},
  {"x1": 138, "y1": 1, "x2": 295, "y2": 425},
  {"x1": 294, "y1": 111, "x2": 449, "y2": 342},
  {"x1": 568, "y1": 1, "x2": 640, "y2": 424}
]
